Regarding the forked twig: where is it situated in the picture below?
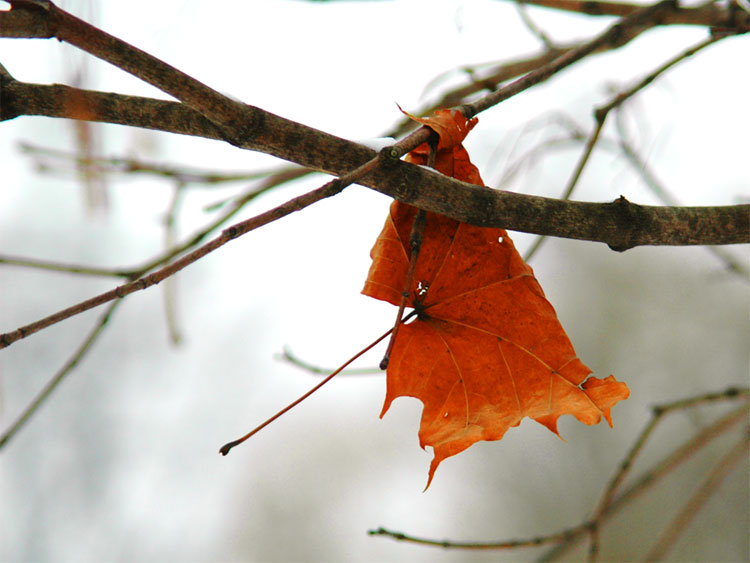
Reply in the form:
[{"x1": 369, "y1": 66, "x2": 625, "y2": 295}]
[
  {"x1": 396, "y1": 0, "x2": 746, "y2": 136},
  {"x1": 586, "y1": 387, "x2": 750, "y2": 560},
  {"x1": 524, "y1": 32, "x2": 726, "y2": 262},
  {"x1": 460, "y1": 1, "x2": 678, "y2": 118},
  {"x1": 539, "y1": 401, "x2": 749, "y2": 561}
]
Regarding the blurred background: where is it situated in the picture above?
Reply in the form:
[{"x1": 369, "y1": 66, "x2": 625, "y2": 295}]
[{"x1": 1, "y1": 1, "x2": 748, "y2": 561}]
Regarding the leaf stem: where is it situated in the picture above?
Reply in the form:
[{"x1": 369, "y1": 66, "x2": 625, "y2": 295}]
[
  {"x1": 379, "y1": 134, "x2": 436, "y2": 369},
  {"x1": 219, "y1": 327, "x2": 395, "y2": 456}
]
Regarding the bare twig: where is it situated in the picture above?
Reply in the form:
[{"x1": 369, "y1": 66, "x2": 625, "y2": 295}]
[
  {"x1": 0, "y1": 299, "x2": 122, "y2": 450},
  {"x1": 277, "y1": 347, "x2": 379, "y2": 376},
  {"x1": 369, "y1": 388, "x2": 749, "y2": 555},
  {"x1": 540, "y1": 402, "x2": 749, "y2": 561},
  {"x1": 0, "y1": 255, "x2": 127, "y2": 277},
  {"x1": 0, "y1": 180, "x2": 344, "y2": 350},
  {"x1": 515, "y1": 1, "x2": 556, "y2": 50},
  {"x1": 0, "y1": 124, "x2": 438, "y2": 351},
  {"x1": 368, "y1": 521, "x2": 594, "y2": 550},
  {"x1": 587, "y1": 387, "x2": 750, "y2": 560},
  {"x1": 523, "y1": 32, "x2": 726, "y2": 262},
  {"x1": 644, "y1": 433, "x2": 749, "y2": 561},
  {"x1": 162, "y1": 181, "x2": 185, "y2": 345},
  {"x1": 19, "y1": 141, "x2": 285, "y2": 185},
  {"x1": 398, "y1": 0, "x2": 747, "y2": 134},
  {"x1": 460, "y1": 1, "x2": 681, "y2": 118}
]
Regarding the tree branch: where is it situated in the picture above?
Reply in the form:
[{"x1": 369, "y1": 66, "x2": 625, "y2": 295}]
[
  {"x1": 518, "y1": 0, "x2": 750, "y2": 31},
  {"x1": 1, "y1": 1, "x2": 748, "y2": 250},
  {"x1": 1, "y1": 65, "x2": 747, "y2": 250}
]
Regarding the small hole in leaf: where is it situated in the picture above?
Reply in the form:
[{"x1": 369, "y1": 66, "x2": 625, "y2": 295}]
[
  {"x1": 497, "y1": 236, "x2": 504, "y2": 244},
  {"x1": 443, "y1": 412, "x2": 449, "y2": 418}
]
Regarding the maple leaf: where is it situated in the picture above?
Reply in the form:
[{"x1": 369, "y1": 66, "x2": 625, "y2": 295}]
[{"x1": 363, "y1": 109, "x2": 629, "y2": 488}]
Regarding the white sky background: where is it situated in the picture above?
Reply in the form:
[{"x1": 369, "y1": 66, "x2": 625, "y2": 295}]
[{"x1": 1, "y1": 1, "x2": 748, "y2": 561}]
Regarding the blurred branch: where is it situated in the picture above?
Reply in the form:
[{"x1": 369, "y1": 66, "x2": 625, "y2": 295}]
[
  {"x1": 406, "y1": 0, "x2": 748, "y2": 132},
  {"x1": 587, "y1": 387, "x2": 750, "y2": 560},
  {"x1": 370, "y1": 387, "x2": 750, "y2": 555},
  {"x1": 643, "y1": 433, "x2": 749, "y2": 561},
  {"x1": 541, "y1": 399, "x2": 750, "y2": 561},
  {"x1": 19, "y1": 141, "x2": 289, "y2": 185},
  {"x1": 523, "y1": 32, "x2": 732, "y2": 262},
  {"x1": 0, "y1": 126, "x2": 434, "y2": 350},
  {"x1": 0, "y1": 180, "x2": 343, "y2": 350},
  {"x1": 612, "y1": 110, "x2": 750, "y2": 278},
  {"x1": 0, "y1": 163, "x2": 308, "y2": 281},
  {"x1": 0, "y1": 254, "x2": 127, "y2": 277},
  {"x1": 162, "y1": 181, "x2": 185, "y2": 345},
  {"x1": 277, "y1": 347, "x2": 380, "y2": 375},
  {"x1": 459, "y1": 1, "x2": 678, "y2": 117},
  {"x1": 515, "y1": 1, "x2": 556, "y2": 50},
  {"x1": 0, "y1": 299, "x2": 122, "y2": 450}
]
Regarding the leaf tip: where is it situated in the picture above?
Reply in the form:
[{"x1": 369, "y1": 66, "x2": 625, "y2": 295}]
[{"x1": 424, "y1": 458, "x2": 440, "y2": 492}]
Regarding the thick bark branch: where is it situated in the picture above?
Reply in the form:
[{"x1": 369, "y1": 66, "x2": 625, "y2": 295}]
[
  {"x1": 0, "y1": 1, "x2": 747, "y2": 250},
  {"x1": 1, "y1": 70, "x2": 747, "y2": 250}
]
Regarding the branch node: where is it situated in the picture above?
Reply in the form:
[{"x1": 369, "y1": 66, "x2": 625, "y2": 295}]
[
  {"x1": 380, "y1": 145, "x2": 403, "y2": 161},
  {"x1": 607, "y1": 195, "x2": 643, "y2": 252}
]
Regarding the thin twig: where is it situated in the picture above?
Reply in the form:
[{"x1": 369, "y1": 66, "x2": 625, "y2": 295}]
[
  {"x1": 0, "y1": 127, "x2": 433, "y2": 351},
  {"x1": 162, "y1": 181, "x2": 184, "y2": 345},
  {"x1": 368, "y1": 521, "x2": 594, "y2": 551},
  {"x1": 644, "y1": 433, "x2": 749, "y2": 561},
  {"x1": 0, "y1": 255, "x2": 128, "y2": 277},
  {"x1": 396, "y1": 0, "x2": 747, "y2": 135},
  {"x1": 540, "y1": 402, "x2": 750, "y2": 561},
  {"x1": 0, "y1": 299, "x2": 122, "y2": 450},
  {"x1": 524, "y1": 33, "x2": 726, "y2": 262},
  {"x1": 277, "y1": 347, "x2": 380, "y2": 376},
  {"x1": 0, "y1": 180, "x2": 344, "y2": 350},
  {"x1": 460, "y1": 1, "x2": 679, "y2": 118},
  {"x1": 0, "y1": 171, "x2": 285, "y2": 280},
  {"x1": 369, "y1": 387, "x2": 749, "y2": 555},
  {"x1": 19, "y1": 141, "x2": 284, "y2": 185},
  {"x1": 587, "y1": 387, "x2": 750, "y2": 560},
  {"x1": 124, "y1": 167, "x2": 309, "y2": 277},
  {"x1": 516, "y1": 1, "x2": 556, "y2": 50},
  {"x1": 518, "y1": 0, "x2": 750, "y2": 29}
]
